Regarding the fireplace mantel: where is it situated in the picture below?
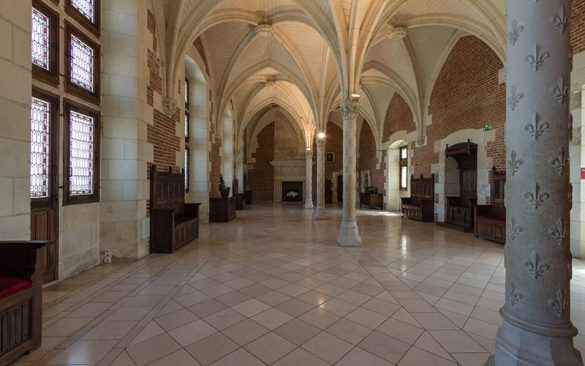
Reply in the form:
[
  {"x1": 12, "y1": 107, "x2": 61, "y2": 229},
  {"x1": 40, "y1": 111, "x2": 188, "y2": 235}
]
[{"x1": 270, "y1": 160, "x2": 306, "y2": 203}]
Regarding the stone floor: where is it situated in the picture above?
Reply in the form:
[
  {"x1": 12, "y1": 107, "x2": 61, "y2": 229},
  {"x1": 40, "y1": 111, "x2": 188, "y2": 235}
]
[{"x1": 14, "y1": 204, "x2": 585, "y2": 365}]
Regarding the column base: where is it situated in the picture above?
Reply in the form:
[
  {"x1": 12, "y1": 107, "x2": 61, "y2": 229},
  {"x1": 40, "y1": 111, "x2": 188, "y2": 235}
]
[
  {"x1": 305, "y1": 201, "x2": 314, "y2": 209},
  {"x1": 492, "y1": 319, "x2": 582, "y2": 366},
  {"x1": 312, "y1": 206, "x2": 327, "y2": 220},
  {"x1": 336, "y1": 220, "x2": 362, "y2": 247}
]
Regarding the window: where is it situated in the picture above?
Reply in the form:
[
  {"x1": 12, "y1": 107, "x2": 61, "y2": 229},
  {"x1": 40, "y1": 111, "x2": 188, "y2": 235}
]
[
  {"x1": 64, "y1": 102, "x2": 100, "y2": 204},
  {"x1": 66, "y1": 24, "x2": 100, "y2": 101},
  {"x1": 184, "y1": 147, "x2": 190, "y2": 192},
  {"x1": 66, "y1": 0, "x2": 100, "y2": 34},
  {"x1": 185, "y1": 78, "x2": 190, "y2": 107},
  {"x1": 70, "y1": 0, "x2": 95, "y2": 23},
  {"x1": 399, "y1": 146, "x2": 408, "y2": 190},
  {"x1": 31, "y1": 0, "x2": 59, "y2": 84},
  {"x1": 184, "y1": 112, "x2": 190, "y2": 141},
  {"x1": 30, "y1": 97, "x2": 52, "y2": 199}
]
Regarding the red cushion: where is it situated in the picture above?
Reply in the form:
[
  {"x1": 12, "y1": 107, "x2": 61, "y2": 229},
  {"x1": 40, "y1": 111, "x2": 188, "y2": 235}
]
[
  {"x1": 0, "y1": 277, "x2": 32, "y2": 300},
  {"x1": 476, "y1": 215, "x2": 505, "y2": 223}
]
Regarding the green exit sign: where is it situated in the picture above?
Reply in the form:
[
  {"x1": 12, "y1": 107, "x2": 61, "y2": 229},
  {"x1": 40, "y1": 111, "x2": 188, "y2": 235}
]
[{"x1": 483, "y1": 124, "x2": 493, "y2": 131}]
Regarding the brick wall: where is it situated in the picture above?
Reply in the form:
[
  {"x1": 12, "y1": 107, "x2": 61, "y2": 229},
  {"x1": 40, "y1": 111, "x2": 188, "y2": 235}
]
[
  {"x1": 145, "y1": 10, "x2": 179, "y2": 171},
  {"x1": 359, "y1": 124, "x2": 385, "y2": 193},
  {"x1": 249, "y1": 122, "x2": 275, "y2": 202},
  {"x1": 573, "y1": 0, "x2": 585, "y2": 53},
  {"x1": 412, "y1": 36, "x2": 505, "y2": 175},
  {"x1": 383, "y1": 94, "x2": 415, "y2": 142}
]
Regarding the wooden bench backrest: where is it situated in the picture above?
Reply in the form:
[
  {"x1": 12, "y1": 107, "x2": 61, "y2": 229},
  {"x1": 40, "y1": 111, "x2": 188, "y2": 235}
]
[
  {"x1": 411, "y1": 175, "x2": 434, "y2": 201},
  {"x1": 150, "y1": 165, "x2": 185, "y2": 217}
]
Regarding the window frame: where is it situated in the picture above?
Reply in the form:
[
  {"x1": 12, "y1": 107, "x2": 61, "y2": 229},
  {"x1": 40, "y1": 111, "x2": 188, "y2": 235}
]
[
  {"x1": 63, "y1": 99, "x2": 101, "y2": 205},
  {"x1": 30, "y1": 88, "x2": 60, "y2": 209},
  {"x1": 185, "y1": 78, "x2": 190, "y2": 108},
  {"x1": 399, "y1": 146, "x2": 408, "y2": 191},
  {"x1": 65, "y1": 0, "x2": 100, "y2": 37},
  {"x1": 184, "y1": 147, "x2": 190, "y2": 193},
  {"x1": 65, "y1": 22, "x2": 101, "y2": 104},
  {"x1": 32, "y1": 0, "x2": 60, "y2": 86}
]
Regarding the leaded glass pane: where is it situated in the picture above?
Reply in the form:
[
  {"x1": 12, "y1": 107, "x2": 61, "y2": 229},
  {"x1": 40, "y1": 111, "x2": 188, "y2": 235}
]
[
  {"x1": 71, "y1": 0, "x2": 95, "y2": 23},
  {"x1": 30, "y1": 97, "x2": 51, "y2": 198},
  {"x1": 184, "y1": 113, "x2": 189, "y2": 139},
  {"x1": 184, "y1": 148, "x2": 189, "y2": 191},
  {"x1": 70, "y1": 35, "x2": 95, "y2": 92},
  {"x1": 69, "y1": 111, "x2": 94, "y2": 196},
  {"x1": 31, "y1": 8, "x2": 50, "y2": 70},
  {"x1": 400, "y1": 147, "x2": 408, "y2": 160},
  {"x1": 185, "y1": 79, "x2": 189, "y2": 105},
  {"x1": 401, "y1": 166, "x2": 408, "y2": 189}
]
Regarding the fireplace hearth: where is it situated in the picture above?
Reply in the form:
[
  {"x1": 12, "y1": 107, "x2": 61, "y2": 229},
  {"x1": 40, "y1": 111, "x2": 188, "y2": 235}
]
[{"x1": 282, "y1": 181, "x2": 303, "y2": 202}]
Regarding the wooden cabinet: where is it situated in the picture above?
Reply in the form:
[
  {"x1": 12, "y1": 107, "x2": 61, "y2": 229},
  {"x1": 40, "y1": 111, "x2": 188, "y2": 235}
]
[{"x1": 360, "y1": 193, "x2": 383, "y2": 209}]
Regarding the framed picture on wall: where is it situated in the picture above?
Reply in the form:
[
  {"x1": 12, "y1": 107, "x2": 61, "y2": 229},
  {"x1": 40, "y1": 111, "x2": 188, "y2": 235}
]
[{"x1": 326, "y1": 152, "x2": 336, "y2": 163}]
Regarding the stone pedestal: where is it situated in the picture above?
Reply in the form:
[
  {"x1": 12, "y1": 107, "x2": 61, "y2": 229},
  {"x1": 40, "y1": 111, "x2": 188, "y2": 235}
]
[
  {"x1": 337, "y1": 101, "x2": 362, "y2": 247},
  {"x1": 313, "y1": 138, "x2": 327, "y2": 219},
  {"x1": 305, "y1": 150, "x2": 314, "y2": 209},
  {"x1": 491, "y1": 1, "x2": 583, "y2": 364}
]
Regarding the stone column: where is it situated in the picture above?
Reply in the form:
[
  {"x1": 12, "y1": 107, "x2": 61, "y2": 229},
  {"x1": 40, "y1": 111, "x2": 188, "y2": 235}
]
[
  {"x1": 337, "y1": 100, "x2": 362, "y2": 247},
  {"x1": 305, "y1": 150, "x2": 314, "y2": 209},
  {"x1": 491, "y1": 1, "x2": 582, "y2": 364},
  {"x1": 313, "y1": 138, "x2": 327, "y2": 219}
]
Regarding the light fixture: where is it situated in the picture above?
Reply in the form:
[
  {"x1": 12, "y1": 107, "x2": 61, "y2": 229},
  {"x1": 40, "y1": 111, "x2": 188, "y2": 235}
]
[
  {"x1": 307, "y1": 147, "x2": 311, "y2": 151},
  {"x1": 351, "y1": 93, "x2": 361, "y2": 102},
  {"x1": 317, "y1": 132, "x2": 326, "y2": 140}
]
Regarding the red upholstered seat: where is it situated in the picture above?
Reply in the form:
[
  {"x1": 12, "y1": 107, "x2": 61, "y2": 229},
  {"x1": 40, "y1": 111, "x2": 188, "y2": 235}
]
[
  {"x1": 476, "y1": 215, "x2": 505, "y2": 223},
  {"x1": 0, "y1": 278, "x2": 32, "y2": 300}
]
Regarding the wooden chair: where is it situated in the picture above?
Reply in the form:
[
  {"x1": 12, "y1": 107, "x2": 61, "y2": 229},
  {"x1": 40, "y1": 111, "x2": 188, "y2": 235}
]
[
  {"x1": 150, "y1": 166, "x2": 200, "y2": 253},
  {"x1": 0, "y1": 241, "x2": 49, "y2": 366},
  {"x1": 401, "y1": 175, "x2": 435, "y2": 222},
  {"x1": 475, "y1": 168, "x2": 506, "y2": 244}
]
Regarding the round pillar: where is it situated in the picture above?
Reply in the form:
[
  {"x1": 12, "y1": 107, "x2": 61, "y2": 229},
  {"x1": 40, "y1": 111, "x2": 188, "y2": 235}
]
[
  {"x1": 337, "y1": 100, "x2": 362, "y2": 247},
  {"x1": 313, "y1": 138, "x2": 327, "y2": 219},
  {"x1": 492, "y1": 1, "x2": 582, "y2": 364}
]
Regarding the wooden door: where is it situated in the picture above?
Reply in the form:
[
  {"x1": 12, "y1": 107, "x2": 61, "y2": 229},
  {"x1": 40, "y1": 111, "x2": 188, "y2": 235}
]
[
  {"x1": 337, "y1": 175, "x2": 343, "y2": 203},
  {"x1": 30, "y1": 91, "x2": 59, "y2": 284}
]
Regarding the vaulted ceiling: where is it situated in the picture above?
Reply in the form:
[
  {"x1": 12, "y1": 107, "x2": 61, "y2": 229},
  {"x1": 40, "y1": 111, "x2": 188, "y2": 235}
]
[{"x1": 153, "y1": 0, "x2": 505, "y2": 148}]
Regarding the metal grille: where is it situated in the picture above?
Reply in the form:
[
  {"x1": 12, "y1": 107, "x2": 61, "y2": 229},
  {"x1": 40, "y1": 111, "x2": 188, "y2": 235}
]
[
  {"x1": 30, "y1": 97, "x2": 51, "y2": 199},
  {"x1": 70, "y1": 35, "x2": 94, "y2": 92},
  {"x1": 69, "y1": 110, "x2": 94, "y2": 196},
  {"x1": 31, "y1": 8, "x2": 50, "y2": 70},
  {"x1": 71, "y1": 0, "x2": 95, "y2": 23}
]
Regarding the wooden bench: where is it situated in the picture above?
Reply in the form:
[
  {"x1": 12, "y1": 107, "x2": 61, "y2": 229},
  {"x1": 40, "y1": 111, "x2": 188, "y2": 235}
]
[
  {"x1": 360, "y1": 193, "x2": 383, "y2": 209},
  {"x1": 150, "y1": 166, "x2": 200, "y2": 253},
  {"x1": 0, "y1": 241, "x2": 49, "y2": 366},
  {"x1": 475, "y1": 169, "x2": 506, "y2": 244},
  {"x1": 401, "y1": 175, "x2": 435, "y2": 222}
]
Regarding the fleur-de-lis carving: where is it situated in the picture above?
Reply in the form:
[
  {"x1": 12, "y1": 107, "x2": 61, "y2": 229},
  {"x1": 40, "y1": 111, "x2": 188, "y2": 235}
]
[
  {"x1": 509, "y1": 216, "x2": 524, "y2": 243},
  {"x1": 549, "y1": 218, "x2": 567, "y2": 248},
  {"x1": 508, "y1": 280, "x2": 523, "y2": 308},
  {"x1": 525, "y1": 44, "x2": 550, "y2": 71},
  {"x1": 508, "y1": 20, "x2": 525, "y2": 46},
  {"x1": 549, "y1": 289, "x2": 568, "y2": 318},
  {"x1": 525, "y1": 113, "x2": 550, "y2": 140},
  {"x1": 524, "y1": 252, "x2": 550, "y2": 279},
  {"x1": 508, "y1": 85, "x2": 524, "y2": 112},
  {"x1": 508, "y1": 150, "x2": 524, "y2": 176},
  {"x1": 551, "y1": 6, "x2": 569, "y2": 34},
  {"x1": 551, "y1": 147, "x2": 567, "y2": 176},
  {"x1": 551, "y1": 77, "x2": 569, "y2": 105},
  {"x1": 524, "y1": 182, "x2": 550, "y2": 210}
]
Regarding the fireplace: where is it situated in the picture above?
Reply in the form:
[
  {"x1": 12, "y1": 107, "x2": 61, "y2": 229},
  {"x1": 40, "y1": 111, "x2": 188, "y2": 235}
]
[{"x1": 282, "y1": 181, "x2": 303, "y2": 202}]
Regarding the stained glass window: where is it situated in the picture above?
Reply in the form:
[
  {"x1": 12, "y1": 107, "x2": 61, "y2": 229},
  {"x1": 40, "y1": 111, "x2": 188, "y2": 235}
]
[
  {"x1": 70, "y1": 35, "x2": 95, "y2": 92},
  {"x1": 71, "y1": 0, "x2": 95, "y2": 23},
  {"x1": 32, "y1": 8, "x2": 50, "y2": 70},
  {"x1": 30, "y1": 97, "x2": 51, "y2": 198},
  {"x1": 68, "y1": 110, "x2": 95, "y2": 196}
]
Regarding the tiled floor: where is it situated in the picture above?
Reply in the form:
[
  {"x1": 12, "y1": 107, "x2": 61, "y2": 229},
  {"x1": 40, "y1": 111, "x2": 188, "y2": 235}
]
[{"x1": 15, "y1": 204, "x2": 585, "y2": 365}]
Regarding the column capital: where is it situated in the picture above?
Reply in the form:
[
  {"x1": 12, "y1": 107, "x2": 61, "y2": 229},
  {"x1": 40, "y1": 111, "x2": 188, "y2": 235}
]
[
  {"x1": 340, "y1": 100, "x2": 358, "y2": 121},
  {"x1": 306, "y1": 150, "x2": 313, "y2": 158}
]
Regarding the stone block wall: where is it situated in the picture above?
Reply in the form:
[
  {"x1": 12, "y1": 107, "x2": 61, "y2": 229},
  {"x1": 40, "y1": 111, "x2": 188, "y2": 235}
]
[
  {"x1": 248, "y1": 122, "x2": 275, "y2": 202},
  {"x1": 0, "y1": 0, "x2": 32, "y2": 239}
]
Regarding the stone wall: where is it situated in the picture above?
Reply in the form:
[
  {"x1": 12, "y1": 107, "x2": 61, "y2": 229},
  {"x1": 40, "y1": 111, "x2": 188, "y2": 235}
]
[
  {"x1": 248, "y1": 122, "x2": 275, "y2": 202},
  {"x1": 0, "y1": 0, "x2": 32, "y2": 239},
  {"x1": 412, "y1": 36, "x2": 506, "y2": 176}
]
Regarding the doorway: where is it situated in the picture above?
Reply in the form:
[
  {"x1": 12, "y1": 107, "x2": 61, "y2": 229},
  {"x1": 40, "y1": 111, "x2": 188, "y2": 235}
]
[{"x1": 337, "y1": 175, "x2": 343, "y2": 203}]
